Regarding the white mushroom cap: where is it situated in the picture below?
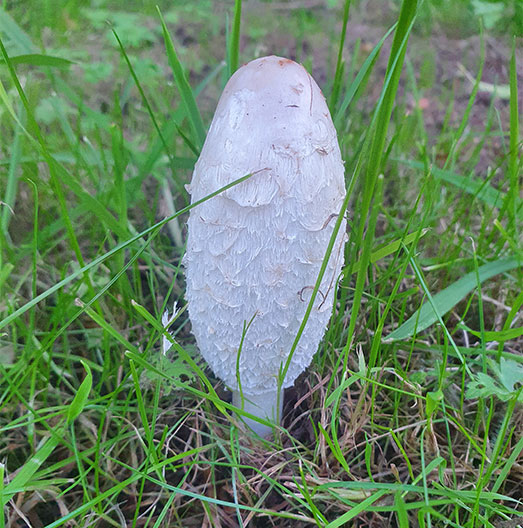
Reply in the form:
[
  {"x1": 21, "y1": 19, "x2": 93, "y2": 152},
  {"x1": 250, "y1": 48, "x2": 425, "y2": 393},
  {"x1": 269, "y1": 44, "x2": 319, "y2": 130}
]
[{"x1": 184, "y1": 56, "x2": 346, "y2": 436}]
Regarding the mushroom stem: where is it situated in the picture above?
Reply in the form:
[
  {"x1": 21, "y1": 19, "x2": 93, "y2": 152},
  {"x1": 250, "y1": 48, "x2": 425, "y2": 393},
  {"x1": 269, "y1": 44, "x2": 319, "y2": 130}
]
[{"x1": 232, "y1": 389, "x2": 284, "y2": 438}]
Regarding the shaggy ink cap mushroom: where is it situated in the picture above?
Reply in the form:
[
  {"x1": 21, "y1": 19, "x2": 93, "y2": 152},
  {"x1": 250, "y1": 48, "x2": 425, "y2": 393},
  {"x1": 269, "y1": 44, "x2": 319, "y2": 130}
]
[{"x1": 184, "y1": 56, "x2": 347, "y2": 438}]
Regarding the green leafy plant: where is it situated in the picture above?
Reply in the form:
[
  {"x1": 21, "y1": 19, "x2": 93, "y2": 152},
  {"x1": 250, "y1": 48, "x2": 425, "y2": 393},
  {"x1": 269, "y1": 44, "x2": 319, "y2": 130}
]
[{"x1": 466, "y1": 358, "x2": 523, "y2": 402}]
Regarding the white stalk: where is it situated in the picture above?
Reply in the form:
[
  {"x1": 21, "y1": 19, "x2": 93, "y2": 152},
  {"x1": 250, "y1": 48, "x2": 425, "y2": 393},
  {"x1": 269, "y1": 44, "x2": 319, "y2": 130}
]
[{"x1": 232, "y1": 389, "x2": 284, "y2": 437}]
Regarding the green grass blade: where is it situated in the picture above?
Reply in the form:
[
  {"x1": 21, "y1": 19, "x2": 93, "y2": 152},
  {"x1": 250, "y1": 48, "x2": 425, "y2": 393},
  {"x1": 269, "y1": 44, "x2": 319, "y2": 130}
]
[
  {"x1": 460, "y1": 324, "x2": 523, "y2": 343},
  {"x1": 497, "y1": 290, "x2": 523, "y2": 358},
  {"x1": 135, "y1": 59, "x2": 223, "y2": 186},
  {"x1": 113, "y1": 30, "x2": 173, "y2": 158},
  {"x1": 507, "y1": 37, "x2": 520, "y2": 235},
  {"x1": 0, "y1": 263, "x2": 14, "y2": 292},
  {"x1": 128, "y1": 359, "x2": 160, "y2": 465},
  {"x1": 329, "y1": 0, "x2": 351, "y2": 111},
  {"x1": 0, "y1": 462, "x2": 4, "y2": 528},
  {"x1": 227, "y1": 0, "x2": 242, "y2": 77},
  {"x1": 491, "y1": 435, "x2": 523, "y2": 494},
  {"x1": 334, "y1": 23, "x2": 396, "y2": 125},
  {"x1": 2, "y1": 428, "x2": 64, "y2": 505},
  {"x1": 444, "y1": 30, "x2": 485, "y2": 171},
  {"x1": 349, "y1": 227, "x2": 428, "y2": 275},
  {"x1": 157, "y1": 7, "x2": 206, "y2": 150},
  {"x1": 344, "y1": 0, "x2": 417, "y2": 355},
  {"x1": 0, "y1": 102, "x2": 22, "y2": 233},
  {"x1": 130, "y1": 300, "x2": 224, "y2": 409},
  {"x1": 395, "y1": 160, "x2": 508, "y2": 208},
  {"x1": 0, "y1": 53, "x2": 74, "y2": 67},
  {"x1": 75, "y1": 300, "x2": 142, "y2": 355},
  {"x1": 0, "y1": 8, "x2": 35, "y2": 54},
  {"x1": 66, "y1": 361, "x2": 92, "y2": 424},
  {"x1": 395, "y1": 492, "x2": 410, "y2": 528},
  {"x1": 326, "y1": 489, "x2": 389, "y2": 527},
  {"x1": 385, "y1": 256, "x2": 520, "y2": 341}
]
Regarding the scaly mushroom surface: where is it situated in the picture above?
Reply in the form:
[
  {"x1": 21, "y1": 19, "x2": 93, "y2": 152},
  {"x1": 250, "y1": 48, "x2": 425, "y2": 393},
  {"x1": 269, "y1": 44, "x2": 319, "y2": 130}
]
[{"x1": 184, "y1": 55, "x2": 347, "y2": 437}]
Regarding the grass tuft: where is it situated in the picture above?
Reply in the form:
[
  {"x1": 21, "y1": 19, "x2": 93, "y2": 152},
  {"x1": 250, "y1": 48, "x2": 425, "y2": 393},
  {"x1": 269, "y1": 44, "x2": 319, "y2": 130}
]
[{"x1": 0, "y1": 0, "x2": 521, "y2": 526}]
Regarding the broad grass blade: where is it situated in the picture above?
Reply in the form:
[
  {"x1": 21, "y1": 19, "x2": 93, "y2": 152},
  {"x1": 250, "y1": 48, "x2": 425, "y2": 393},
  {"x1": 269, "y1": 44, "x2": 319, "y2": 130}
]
[
  {"x1": 385, "y1": 256, "x2": 520, "y2": 341},
  {"x1": 0, "y1": 53, "x2": 74, "y2": 67}
]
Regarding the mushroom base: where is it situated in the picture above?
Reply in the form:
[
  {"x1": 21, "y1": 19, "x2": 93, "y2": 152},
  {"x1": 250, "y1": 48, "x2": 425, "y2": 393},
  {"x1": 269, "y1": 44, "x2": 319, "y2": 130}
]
[{"x1": 232, "y1": 389, "x2": 284, "y2": 438}]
